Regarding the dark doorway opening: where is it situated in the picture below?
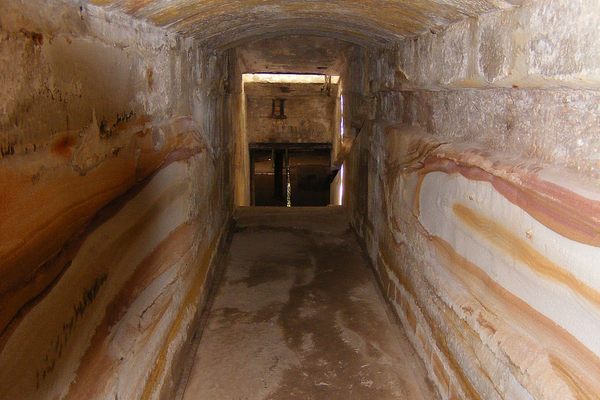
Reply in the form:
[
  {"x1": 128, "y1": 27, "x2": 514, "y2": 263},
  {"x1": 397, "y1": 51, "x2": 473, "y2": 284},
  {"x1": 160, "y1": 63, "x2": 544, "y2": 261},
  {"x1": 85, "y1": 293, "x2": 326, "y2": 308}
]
[{"x1": 250, "y1": 144, "x2": 332, "y2": 207}]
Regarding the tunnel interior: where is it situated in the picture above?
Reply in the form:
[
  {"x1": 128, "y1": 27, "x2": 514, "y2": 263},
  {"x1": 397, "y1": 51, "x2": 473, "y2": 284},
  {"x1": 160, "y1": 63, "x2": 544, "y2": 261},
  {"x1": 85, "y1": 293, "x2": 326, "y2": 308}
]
[
  {"x1": 243, "y1": 73, "x2": 339, "y2": 207},
  {"x1": 1, "y1": 0, "x2": 600, "y2": 399}
]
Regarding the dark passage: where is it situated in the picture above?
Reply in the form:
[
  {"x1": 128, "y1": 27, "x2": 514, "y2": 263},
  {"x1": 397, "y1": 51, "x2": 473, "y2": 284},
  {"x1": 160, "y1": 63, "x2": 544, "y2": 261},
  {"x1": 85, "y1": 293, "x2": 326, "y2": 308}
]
[{"x1": 250, "y1": 145, "x2": 332, "y2": 207}]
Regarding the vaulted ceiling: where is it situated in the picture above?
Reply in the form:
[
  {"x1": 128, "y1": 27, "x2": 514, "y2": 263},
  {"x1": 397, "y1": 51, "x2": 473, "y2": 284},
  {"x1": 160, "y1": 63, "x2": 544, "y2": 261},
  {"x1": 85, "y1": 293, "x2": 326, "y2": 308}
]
[{"x1": 88, "y1": 0, "x2": 524, "y2": 47}]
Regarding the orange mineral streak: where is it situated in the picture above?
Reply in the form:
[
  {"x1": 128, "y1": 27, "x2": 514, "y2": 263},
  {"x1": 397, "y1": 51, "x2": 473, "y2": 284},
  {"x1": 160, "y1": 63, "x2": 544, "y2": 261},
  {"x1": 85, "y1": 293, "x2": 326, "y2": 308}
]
[
  {"x1": 377, "y1": 250, "x2": 483, "y2": 400},
  {"x1": 0, "y1": 117, "x2": 204, "y2": 338},
  {"x1": 65, "y1": 223, "x2": 195, "y2": 399},
  {"x1": 0, "y1": 175, "x2": 135, "y2": 338},
  {"x1": 422, "y1": 156, "x2": 600, "y2": 247},
  {"x1": 413, "y1": 173, "x2": 426, "y2": 217},
  {"x1": 452, "y1": 203, "x2": 600, "y2": 309},
  {"x1": 430, "y1": 235, "x2": 600, "y2": 398},
  {"x1": 51, "y1": 135, "x2": 76, "y2": 158},
  {"x1": 549, "y1": 355, "x2": 598, "y2": 400},
  {"x1": 140, "y1": 230, "x2": 223, "y2": 400}
]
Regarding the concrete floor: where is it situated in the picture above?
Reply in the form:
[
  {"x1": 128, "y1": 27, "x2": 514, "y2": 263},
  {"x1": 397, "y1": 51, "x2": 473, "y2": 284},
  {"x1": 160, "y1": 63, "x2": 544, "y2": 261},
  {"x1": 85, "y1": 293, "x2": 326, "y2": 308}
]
[{"x1": 179, "y1": 207, "x2": 435, "y2": 400}]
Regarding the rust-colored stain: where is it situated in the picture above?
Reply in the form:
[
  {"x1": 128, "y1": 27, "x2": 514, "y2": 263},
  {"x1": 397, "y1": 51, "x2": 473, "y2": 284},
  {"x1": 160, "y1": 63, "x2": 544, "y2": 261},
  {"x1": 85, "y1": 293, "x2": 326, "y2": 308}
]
[
  {"x1": 140, "y1": 231, "x2": 223, "y2": 400},
  {"x1": 20, "y1": 29, "x2": 43, "y2": 45},
  {"x1": 549, "y1": 355, "x2": 597, "y2": 400},
  {"x1": 51, "y1": 135, "x2": 75, "y2": 158},
  {"x1": 475, "y1": 314, "x2": 496, "y2": 335},
  {"x1": 452, "y1": 203, "x2": 600, "y2": 309},
  {"x1": 430, "y1": 234, "x2": 600, "y2": 398},
  {"x1": 386, "y1": 128, "x2": 600, "y2": 247},
  {"x1": 66, "y1": 223, "x2": 195, "y2": 399},
  {"x1": 390, "y1": 128, "x2": 600, "y2": 247},
  {"x1": 420, "y1": 156, "x2": 600, "y2": 247},
  {"x1": 431, "y1": 351, "x2": 450, "y2": 392},
  {"x1": 146, "y1": 67, "x2": 154, "y2": 89},
  {"x1": 0, "y1": 117, "x2": 202, "y2": 352},
  {"x1": 377, "y1": 247, "x2": 482, "y2": 400}
]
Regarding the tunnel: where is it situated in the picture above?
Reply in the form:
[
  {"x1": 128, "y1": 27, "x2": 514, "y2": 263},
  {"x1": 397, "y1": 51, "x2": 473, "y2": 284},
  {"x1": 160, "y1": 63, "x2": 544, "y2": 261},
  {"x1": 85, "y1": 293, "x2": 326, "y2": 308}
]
[{"x1": 1, "y1": 0, "x2": 600, "y2": 399}]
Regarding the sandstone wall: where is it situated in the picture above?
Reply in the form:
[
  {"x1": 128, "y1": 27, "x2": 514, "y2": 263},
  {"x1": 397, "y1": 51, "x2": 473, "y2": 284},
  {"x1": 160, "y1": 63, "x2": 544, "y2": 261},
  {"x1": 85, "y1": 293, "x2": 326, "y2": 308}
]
[
  {"x1": 0, "y1": 1, "x2": 233, "y2": 399},
  {"x1": 369, "y1": 0, "x2": 600, "y2": 178},
  {"x1": 237, "y1": 35, "x2": 353, "y2": 75},
  {"x1": 346, "y1": 0, "x2": 600, "y2": 398},
  {"x1": 245, "y1": 81, "x2": 338, "y2": 144},
  {"x1": 231, "y1": 49, "x2": 251, "y2": 207}
]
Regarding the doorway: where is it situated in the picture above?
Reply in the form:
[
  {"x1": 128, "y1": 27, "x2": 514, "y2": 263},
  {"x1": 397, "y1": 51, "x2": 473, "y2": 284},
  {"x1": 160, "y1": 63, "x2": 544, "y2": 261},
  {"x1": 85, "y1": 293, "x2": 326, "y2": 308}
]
[{"x1": 250, "y1": 144, "x2": 332, "y2": 207}]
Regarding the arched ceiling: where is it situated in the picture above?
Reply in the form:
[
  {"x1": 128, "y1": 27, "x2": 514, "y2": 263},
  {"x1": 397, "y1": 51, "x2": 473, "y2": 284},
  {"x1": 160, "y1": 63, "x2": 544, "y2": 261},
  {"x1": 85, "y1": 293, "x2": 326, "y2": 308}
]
[
  {"x1": 237, "y1": 35, "x2": 355, "y2": 74},
  {"x1": 88, "y1": 0, "x2": 524, "y2": 48}
]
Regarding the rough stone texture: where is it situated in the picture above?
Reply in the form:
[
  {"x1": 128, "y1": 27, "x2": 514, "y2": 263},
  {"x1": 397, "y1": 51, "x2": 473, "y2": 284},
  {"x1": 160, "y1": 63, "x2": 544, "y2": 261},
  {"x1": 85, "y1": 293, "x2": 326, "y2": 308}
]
[
  {"x1": 86, "y1": 0, "x2": 524, "y2": 47},
  {"x1": 367, "y1": 5, "x2": 600, "y2": 178},
  {"x1": 1, "y1": 156, "x2": 230, "y2": 400},
  {"x1": 231, "y1": 51, "x2": 251, "y2": 207},
  {"x1": 0, "y1": 1, "x2": 195, "y2": 155},
  {"x1": 0, "y1": 1, "x2": 234, "y2": 399},
  {"x1": 3, "y1": 0, "x2": 600, "y2": 399},
  {"x1": 347, "y1": 126, "x2": 600, "y2": 400},
  {"x1": 393, "y1": 0, "x2": 600, "y2": 89},
  {"x1": 238, "y1": 35, "x2": 355, "y2": 75},
  {"x1": 178, "y1": 207, "x2": 436, "y2": 400},
  {"x1": 395, "y1": 89, "x2": 600, "y2": 177},
  {"x1": 344, "y1": 1, "x2": 600, "y2": 399},
  {"x1": 245, "y1": 81, "x2": 338, "y2": 144}
]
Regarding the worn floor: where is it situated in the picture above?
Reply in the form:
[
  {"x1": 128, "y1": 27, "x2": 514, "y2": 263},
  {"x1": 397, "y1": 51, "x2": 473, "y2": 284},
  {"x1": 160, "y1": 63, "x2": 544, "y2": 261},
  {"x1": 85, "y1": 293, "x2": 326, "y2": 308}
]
[{"x1": 179, "y1": 207, "x2": 435, "y2": 400}]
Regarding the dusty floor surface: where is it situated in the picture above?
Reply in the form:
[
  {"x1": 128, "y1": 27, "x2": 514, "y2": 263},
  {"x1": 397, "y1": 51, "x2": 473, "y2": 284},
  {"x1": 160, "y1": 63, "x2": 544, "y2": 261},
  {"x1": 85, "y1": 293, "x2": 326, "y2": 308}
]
[{"x1": 179, "y1": 207, "x2": 435, "y2": 400}]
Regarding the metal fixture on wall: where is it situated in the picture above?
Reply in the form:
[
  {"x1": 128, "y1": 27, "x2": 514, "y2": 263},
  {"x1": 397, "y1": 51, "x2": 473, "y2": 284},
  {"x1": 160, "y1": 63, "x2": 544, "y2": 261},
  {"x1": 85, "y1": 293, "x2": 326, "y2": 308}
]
[
  {"x1": 271, "y1": 98, "x2": 286, "y2": 119},
  {"x1": 321, "y1": 75, "x2": 332, "y2": 96}
]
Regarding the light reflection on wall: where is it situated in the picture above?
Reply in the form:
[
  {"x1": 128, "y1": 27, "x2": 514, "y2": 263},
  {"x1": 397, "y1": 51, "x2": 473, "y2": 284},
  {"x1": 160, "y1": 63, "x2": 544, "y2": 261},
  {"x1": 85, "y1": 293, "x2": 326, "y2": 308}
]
[
  {"x1": 339, "y1": 164, "x2": 344, "y2": 205},
  {"x1": 286, "y1": 167, "x2": 291, "y2": 208},
  {"x1": 242, "y1": 73, "x2": 340, "y2": 84},
  {"x1": 340, "y1": 94, "x2": 345, "y2": 139}
]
